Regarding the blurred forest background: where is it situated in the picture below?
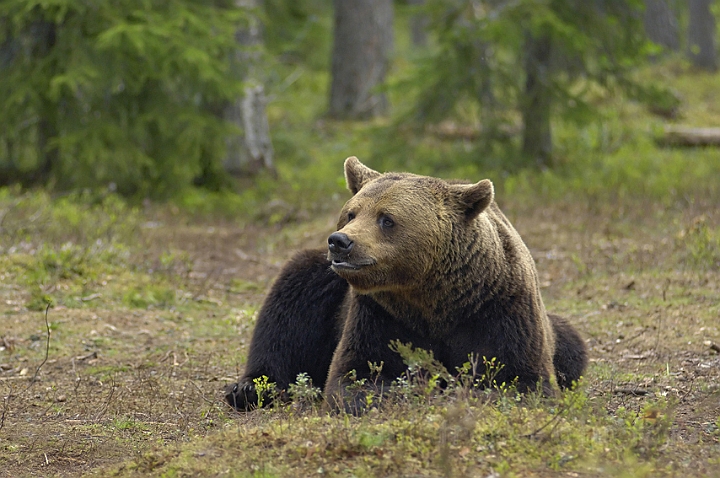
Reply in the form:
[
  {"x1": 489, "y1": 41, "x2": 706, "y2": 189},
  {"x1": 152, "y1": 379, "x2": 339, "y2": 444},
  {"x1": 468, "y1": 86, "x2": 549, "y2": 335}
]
[
  {"x1": 2, "y1": 2, "x2": 720, "y2": 476},
  {"x1": 1, "y1": 0, "x2": 719, "y2": 213}
]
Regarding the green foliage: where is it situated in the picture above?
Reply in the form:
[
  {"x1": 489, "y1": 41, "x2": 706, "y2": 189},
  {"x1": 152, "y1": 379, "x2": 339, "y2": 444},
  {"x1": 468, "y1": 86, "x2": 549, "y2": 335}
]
[
  {"x1": 262, "y1": 0, "x2": 331, "y2": 70},
  {"x1": 0, "y1": 188, "x2": 141, "y2": 245},
  {"x1": 0, "y1": 188, "x2": 141, "y2": 309},
  {"x1": 142, "y1": 369, "x2": 677, "y2": 477},
  {"x1": 253, "y1": 375, "x2": 277, "y2": 409},
  {"x1": 113, "y1": 416, "x2": 150, "y2": 432},
  {"x1": 612, "y1": 400, "x2": 674, "y2": 458},
  {"x1": 388, "y1": 341, "x2": 515, "y2": 406},
  {"x1": 390, "y1": 340, "x2": 450, "y2": 382},
  {"x1": 288, "y1": 372, "x2": 322, "y2": 408},
  {"x1": 122, "y1": 284, "x2": 176, "y2": 309},
  {"x1": 677, "y1": 216, "x2": 720, "y2": 271},
  {"x1": 397, "y1": 0, "x2": 656, "y2": 167},
  {"x1": 0, "y1": 0, "x2": 246, "y2": 196},
  {"x1": 17, "y1": 241, "x2": 127, "y2": 310}
]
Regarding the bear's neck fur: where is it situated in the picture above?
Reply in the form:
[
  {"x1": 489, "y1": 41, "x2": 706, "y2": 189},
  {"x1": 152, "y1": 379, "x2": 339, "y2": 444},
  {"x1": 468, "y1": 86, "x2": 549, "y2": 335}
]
[{"x1": 368, "y1": 202, "x2": 547, "y2": 338}]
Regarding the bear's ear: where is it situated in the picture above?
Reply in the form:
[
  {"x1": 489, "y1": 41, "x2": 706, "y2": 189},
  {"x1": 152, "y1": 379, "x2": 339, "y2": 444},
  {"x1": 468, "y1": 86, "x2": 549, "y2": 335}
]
[
  {"x1": 344, "y1": 156, "x2": 382, "y2": 195},
  {"x1": 449, "y1": 179, "x2": 494, "y2": 221}
]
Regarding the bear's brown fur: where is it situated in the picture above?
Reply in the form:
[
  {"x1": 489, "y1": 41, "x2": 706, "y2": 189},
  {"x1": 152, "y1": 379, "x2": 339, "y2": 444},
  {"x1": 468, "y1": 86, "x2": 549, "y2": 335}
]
[{"x1": 226, "y1": 157, "x2": 587, "y2": 412}]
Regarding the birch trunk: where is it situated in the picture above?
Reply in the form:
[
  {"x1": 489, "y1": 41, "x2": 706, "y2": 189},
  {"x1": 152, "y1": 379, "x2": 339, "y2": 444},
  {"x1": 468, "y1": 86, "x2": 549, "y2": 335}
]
[{"x1": 223, "y1": 0, "x2": 275, "y2": 177}]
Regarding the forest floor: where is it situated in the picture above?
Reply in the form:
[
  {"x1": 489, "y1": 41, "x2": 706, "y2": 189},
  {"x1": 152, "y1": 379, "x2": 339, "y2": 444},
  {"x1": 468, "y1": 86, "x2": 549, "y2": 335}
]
[{"x1": 0, "y1": 193, "x2": 719, "y2": 477}]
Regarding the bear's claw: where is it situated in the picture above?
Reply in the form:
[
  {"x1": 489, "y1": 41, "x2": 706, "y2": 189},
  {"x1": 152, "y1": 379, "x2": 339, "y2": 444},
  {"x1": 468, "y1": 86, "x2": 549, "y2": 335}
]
[{"x1": 225, "y1": 381, "x2": 258, "y2": 411}]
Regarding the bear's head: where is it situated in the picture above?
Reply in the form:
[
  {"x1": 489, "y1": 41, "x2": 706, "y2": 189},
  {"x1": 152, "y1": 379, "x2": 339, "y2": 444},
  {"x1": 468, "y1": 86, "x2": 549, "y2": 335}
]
[{"x1": 328, "y1": 156, "x2": 494, "y2": 293}]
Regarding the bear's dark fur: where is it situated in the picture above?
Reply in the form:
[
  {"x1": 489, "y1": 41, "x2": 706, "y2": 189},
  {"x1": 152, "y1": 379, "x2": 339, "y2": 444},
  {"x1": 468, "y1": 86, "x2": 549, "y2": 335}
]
[{"x1": 226, "y1": 157, "x2": 588, "y2": 412}]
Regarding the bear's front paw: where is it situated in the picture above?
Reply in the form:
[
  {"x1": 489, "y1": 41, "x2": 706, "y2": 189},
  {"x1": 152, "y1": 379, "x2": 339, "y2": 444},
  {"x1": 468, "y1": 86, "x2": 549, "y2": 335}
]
[
  {"x1": 225, "y1": 381, "x2": 259, "y2": 411},
  {"x1": 327, "y1": 386, "x2": 383, "y2": 416}
]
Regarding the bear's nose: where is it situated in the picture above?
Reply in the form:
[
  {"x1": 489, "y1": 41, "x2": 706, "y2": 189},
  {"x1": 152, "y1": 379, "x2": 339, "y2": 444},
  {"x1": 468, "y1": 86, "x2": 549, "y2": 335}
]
[{"x1": 328, "y1": 232, "x2": 354, "y2": 255}]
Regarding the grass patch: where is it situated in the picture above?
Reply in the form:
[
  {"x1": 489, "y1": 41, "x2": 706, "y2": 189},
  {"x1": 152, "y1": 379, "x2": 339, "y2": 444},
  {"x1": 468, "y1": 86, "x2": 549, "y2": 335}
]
[
  {"x1": 107, "y1": 388, "x2": 682, "y2": 477},
  {"x1": 1, "y1": 190, "x2": 718, "y2": 477}
]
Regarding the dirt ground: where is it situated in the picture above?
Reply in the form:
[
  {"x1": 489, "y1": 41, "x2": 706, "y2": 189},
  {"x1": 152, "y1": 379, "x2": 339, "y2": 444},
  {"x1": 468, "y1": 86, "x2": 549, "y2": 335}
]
[{"x1": 0, "y1": 200, "x2": 719, "y2": 476}]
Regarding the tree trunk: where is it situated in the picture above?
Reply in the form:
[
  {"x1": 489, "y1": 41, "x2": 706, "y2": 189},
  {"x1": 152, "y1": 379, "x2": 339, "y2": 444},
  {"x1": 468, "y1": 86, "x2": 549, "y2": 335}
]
[
  {"x1": 643, "y1": 0, "x2": 679, "y2": 52},
  {"x1": 0, "y1": 24, "x2": 18, "y2": 186},
  {"x1": 475, "y1": 40, "x2": 498, "y2": 139},
  {"x1": 328, "y1": 0, "x2": 394, "y2": 119},
  {"x1": 35, "y1": 115, "x2": 58, "y2": 185},
  {"x1": 0, "y1": 23, "x2": 17, "y2": 69},
  {"x1": 658, "y1": 125, "x2": 720, "y2": 147},
  {"x1": 223, "y1": 0, "x2": 275, "y2": 177},
  {"x1": 521, "y1": 32, "x2": 553, "y2": 168},
  {"x1": 223, "y1": 84, "x2": 275, "y2": 177},
  {"x1": 31, "y1": 20, "x2": 58, "y2": 185},
  {"x1": 241, "y1": 85, "x2": 274, "y2": 172},
  {"x1": 0, "y1": 19, "x2": 59, "y2": 187},
  {"x1": 687, "y1": 0, "x2": 717, "y2": 71},
  {"x1": 408, "y1": 0, "x2": 427, "y2": 48}
]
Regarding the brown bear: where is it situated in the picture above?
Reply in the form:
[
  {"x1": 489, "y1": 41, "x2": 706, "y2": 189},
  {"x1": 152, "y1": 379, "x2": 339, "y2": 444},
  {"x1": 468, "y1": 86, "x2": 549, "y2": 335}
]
[{"x1": 226, "y1": 157, "x2": 587, "y2": 412}]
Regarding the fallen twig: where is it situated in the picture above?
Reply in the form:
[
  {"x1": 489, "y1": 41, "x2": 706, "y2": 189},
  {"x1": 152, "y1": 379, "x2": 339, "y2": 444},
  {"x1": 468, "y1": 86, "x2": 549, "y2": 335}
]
[
  {"x1": 0, "y1": 304, "x2": 52, "y2": 432},
  {"x1": 613, "y1": 388, "x2": 650, "y2": 396},
  {"x1": 524, "y1": 400, "x2": 571, "y2": 440},
  {"x1": 30, "y1": 304, "x2": 52, "y2": 384},
  {"x1": 189, "y1": 380, "x2": 225, "y2": 408}
]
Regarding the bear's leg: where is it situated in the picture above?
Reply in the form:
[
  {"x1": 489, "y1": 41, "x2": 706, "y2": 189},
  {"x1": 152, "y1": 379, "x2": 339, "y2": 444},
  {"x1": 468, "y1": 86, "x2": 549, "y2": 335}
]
[
  {"x1": 549, "y1": 314, "x2": 588, "y2": 389},
  {"x1": 324, "y1": 295, "x2": 432, "y2": 415},
  {"x1": 225, "y1": 249, "x2": 349, "y2": 411}
]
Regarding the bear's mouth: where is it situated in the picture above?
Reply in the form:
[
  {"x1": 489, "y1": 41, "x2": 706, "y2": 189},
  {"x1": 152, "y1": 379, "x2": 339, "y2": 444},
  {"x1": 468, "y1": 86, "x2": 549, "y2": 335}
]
[{"x1": 331, "y1": 260, "x2": 373, "y2": 271}]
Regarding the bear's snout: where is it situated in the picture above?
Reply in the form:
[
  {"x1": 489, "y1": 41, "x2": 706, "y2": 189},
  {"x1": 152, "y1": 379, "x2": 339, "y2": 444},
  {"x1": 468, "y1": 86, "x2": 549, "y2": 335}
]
[{"x1": 328, "y1": 232, "x2": 354, "y2": 256}]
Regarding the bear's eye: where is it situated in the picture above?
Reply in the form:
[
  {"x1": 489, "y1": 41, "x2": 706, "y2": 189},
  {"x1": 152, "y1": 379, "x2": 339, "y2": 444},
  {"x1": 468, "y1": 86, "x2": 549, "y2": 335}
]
[
  {"x1": 379, "y1": 215, "x2": 394, "y2": 229},
  {"x1": 347, "y1": 212, "x2": 356, "y2": 222}
]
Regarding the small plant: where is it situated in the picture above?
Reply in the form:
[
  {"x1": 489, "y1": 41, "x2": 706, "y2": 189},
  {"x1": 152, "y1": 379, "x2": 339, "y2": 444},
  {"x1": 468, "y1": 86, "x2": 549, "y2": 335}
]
[
  {"x1": 288, "y1": 373, "x2": 322, "y2": 408},
  {"x1": 678, "y1": 216, "x2": 720, "y2": 271},
  {"x1": 476, "y1": 356, "x2": 506, "y2": 390},
  {"x1": 342, "y1": 370, "x2": 370, "y2": 409},
  {"x1": 155, "y1": 250, "x2": 193, "y2": 280},
  {"x1": 122, "y1": 285, "x2": 176, "y2": 309},
  {"x1": 252, "y1": 375, "x2": 277, "y2": 409},
  {"x1": 112, "y1": 416, "x2": 149, "y2": 433},
  {"x1": 387, "y1": 342, "x2": 519, "y2": 406},
  {"x1": 634, "y1": 401, "x2": 674, "y2": 458},
  {"x1": 389, "y1": 341, "x2": 450, "y2": 399}
]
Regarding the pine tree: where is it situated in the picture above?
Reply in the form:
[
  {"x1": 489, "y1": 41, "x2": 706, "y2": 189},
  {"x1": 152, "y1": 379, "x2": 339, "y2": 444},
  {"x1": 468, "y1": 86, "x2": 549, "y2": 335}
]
[
  {"x1": 0, "y1": 0, "x2": 247, "y2": 195},
  {"x1": 406, "y1": 0, "x2": 650, "y2": 168}
]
